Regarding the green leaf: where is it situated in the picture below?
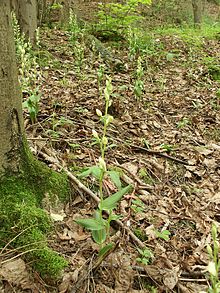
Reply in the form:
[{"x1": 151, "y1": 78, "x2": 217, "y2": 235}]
[
  {"x1": 100, "y1": 185, "x2": 132, "y2": 211},
  {"x1": 78, "y1": 167, "x2": 92, "y2": 178},
  {"x1": 91, "y1": 211, "x2": 107, "y2": 243},
  {"x1": 78, "y1": 166, "x2": 102, "y2": 179},
  {"x1": 75, "y1": 218, "x2": 105, "y2": 231},
  {"x1": 92, "y1": 228, "x2": 106, "y2": 244},
  {"x1": 108, "y1": 170, "x2": 122, "y2": 189},
  {"x1": 91, "y1": 166, "x2": 102, "y2": 179},
  {"x1": 98, "y1": 243, "x2": 114, "y2": 257},
  {"x1": 155, "y1": 229, "x2": 171, "y2": 241}
]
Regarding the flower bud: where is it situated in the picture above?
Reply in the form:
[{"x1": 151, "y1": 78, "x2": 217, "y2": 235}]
[
  {"x1": 106, "y1": 115, "x2": 114, "y2": 125},
  {"x1": 104, "y1": 88, "x2": 110, "y2": 101},
  {"x1": 102, "y1": 136, "x2": 108, "y2": 145},
  {"x1": 207, "y1": 261, "x2": 217, "y2": 277},
  {"x1": 99, "y1": 157, "x2": 107, "y2": 171},
  {"x1": 212, "y1": 223, "x2": 218, "y2": 239},
  {"x1": 96, "y1": 109, "x2": 102, "y2": 117},
  {"x1": 207, "y1": 244, "x2": 213, "y2": 257},
  {"x1": 92, "y1": 129, "x2": 99, "y2": 139}
]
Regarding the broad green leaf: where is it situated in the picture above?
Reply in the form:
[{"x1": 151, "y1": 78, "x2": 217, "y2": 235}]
[
  {"x1": 78, "y1": 166, "x2": 102, "y2": 179},
  {"x1": 91, "y1": 166, "x2": 102, "y2": 179},
  {"x1": 75, "y1": 218, "x2": 105, "y2": 231},
  {"x1": 78, "y1": 167, "x2": 92, "y2": 178},
  {"x1": 93, "y1": 209, "x2": 104, "y2": 221},
  {"x1": 98, "y1": 243, "x2": 114, "y2": 257},
  {"x1": 100, "y1": 185, "x2": 132, "y2": 211},
  {"x1": 108, "y1": 171, "x2": 121, "y2": 189},
  {"x1": 92, "y1": 228, "x2": 106, "y2": 244}
]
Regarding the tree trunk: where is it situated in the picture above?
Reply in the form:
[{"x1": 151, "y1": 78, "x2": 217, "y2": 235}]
[
  {"x1": 37, "y1": 0, "x2": 47, "y2": 25},
  {"x1": 10, "y1": 0, "x2": 38, "y2": 43},
  {"x1": 0, "y1": 1, "x2": 69, "y2": 278},
  {"x1": 61, "y1": 0, "x2": 71, "y2": 25},
  {"x1": 0, "y1": 0, "x2": 24, "y2": 175},
  {"x1": 192, "y1": 0, "x2": 204, "y2": 27}
]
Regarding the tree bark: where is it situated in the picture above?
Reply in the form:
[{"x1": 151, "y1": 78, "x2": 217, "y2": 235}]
[
  {"x1": 61, "y1": 0, "x2": 71, "y2": 25},
  {"x1": 0, "y1": 0, "x2": 24, "y2": 175},
  {"x1": 10, "y1": 0, "x2": 38, "y2": 43},
  {"x1": 37, "y1": 0, "x2": 47, "y2": 25},
  {"x1": 192, "y1": 0, "x2": 204, "y2": 27}
]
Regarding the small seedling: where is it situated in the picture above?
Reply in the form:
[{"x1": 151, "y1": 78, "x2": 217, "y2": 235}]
[
  {"x1": 136, "y1": 247, "x2": 154, "y2": 265},
  {"x1": 138, "y1": 168, "x2": 155, "y2": 185},
  {"x1": 160, "y1": 143, "x2": 174, "y2": 153},
  {"x1": 134, "y1": 228, "x2": 148, "y2": 241},
  {"x1": 155, "y1": 229, "x2": 171, "y2": 241},
  {"x1": 166, "y1": 52, "x2": 175, "y2": 61},
  {"x1": 177, "y1": 117, "x2": 190, "y2": 129},
  {"x1": 131, "y1": 199, "x2": 146, "y2": 213},
  {"x1": 46, "y1": 115, "x2": 74, "y2": 138}
]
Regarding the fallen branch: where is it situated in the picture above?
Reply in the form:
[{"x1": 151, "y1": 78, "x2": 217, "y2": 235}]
[{"x1": 116, "y1": 137, "x2": 193, "y2": 166}]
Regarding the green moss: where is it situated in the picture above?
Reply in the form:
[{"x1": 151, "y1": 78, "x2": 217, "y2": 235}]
[
  {"x1": 32, "y1": 248, "x2": 68, "y2": 277},
  {"x1": 0, "y1": 152, "x2": 70, "y2": 278}
]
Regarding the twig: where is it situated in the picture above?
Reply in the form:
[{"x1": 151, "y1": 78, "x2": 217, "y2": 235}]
[
  {"x1": 115, "y1": 137, "x2": 193, "y2": 166},
  {"x1": 131, "y1": 145, "x2": 191, "y2": 165},
  {"x1": 178, "y1": 278, "x2": 207, "y2": 282}
]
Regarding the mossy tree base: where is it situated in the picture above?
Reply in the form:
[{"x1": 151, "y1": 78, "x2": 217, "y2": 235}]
[{"x1": 0, "y1": 154, "x2": 70, "y2": 278}]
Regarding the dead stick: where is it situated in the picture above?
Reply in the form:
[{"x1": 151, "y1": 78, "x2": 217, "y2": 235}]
[{"x1": 115, "y1": 137, "x2": 193, "y2": 166}]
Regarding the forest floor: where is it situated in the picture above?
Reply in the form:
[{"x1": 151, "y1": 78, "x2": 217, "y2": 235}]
[{"x1": 3, "y1": 5, "x2": 220, "y2": 293}]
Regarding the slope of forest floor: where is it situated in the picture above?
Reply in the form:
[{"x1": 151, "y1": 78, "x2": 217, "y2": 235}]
[{"x1": 3, "y1": 9, "x2": 220, "y2": 293}]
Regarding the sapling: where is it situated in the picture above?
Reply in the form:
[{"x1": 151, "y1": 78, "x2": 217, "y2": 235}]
[{"x1": 75, "y1": 77, "x2": 132, "y2": 250}]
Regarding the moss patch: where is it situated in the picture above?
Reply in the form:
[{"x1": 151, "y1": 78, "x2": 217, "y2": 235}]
[{"x1": 0, "y1": 155, "x2": 70, "y2": 278}]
